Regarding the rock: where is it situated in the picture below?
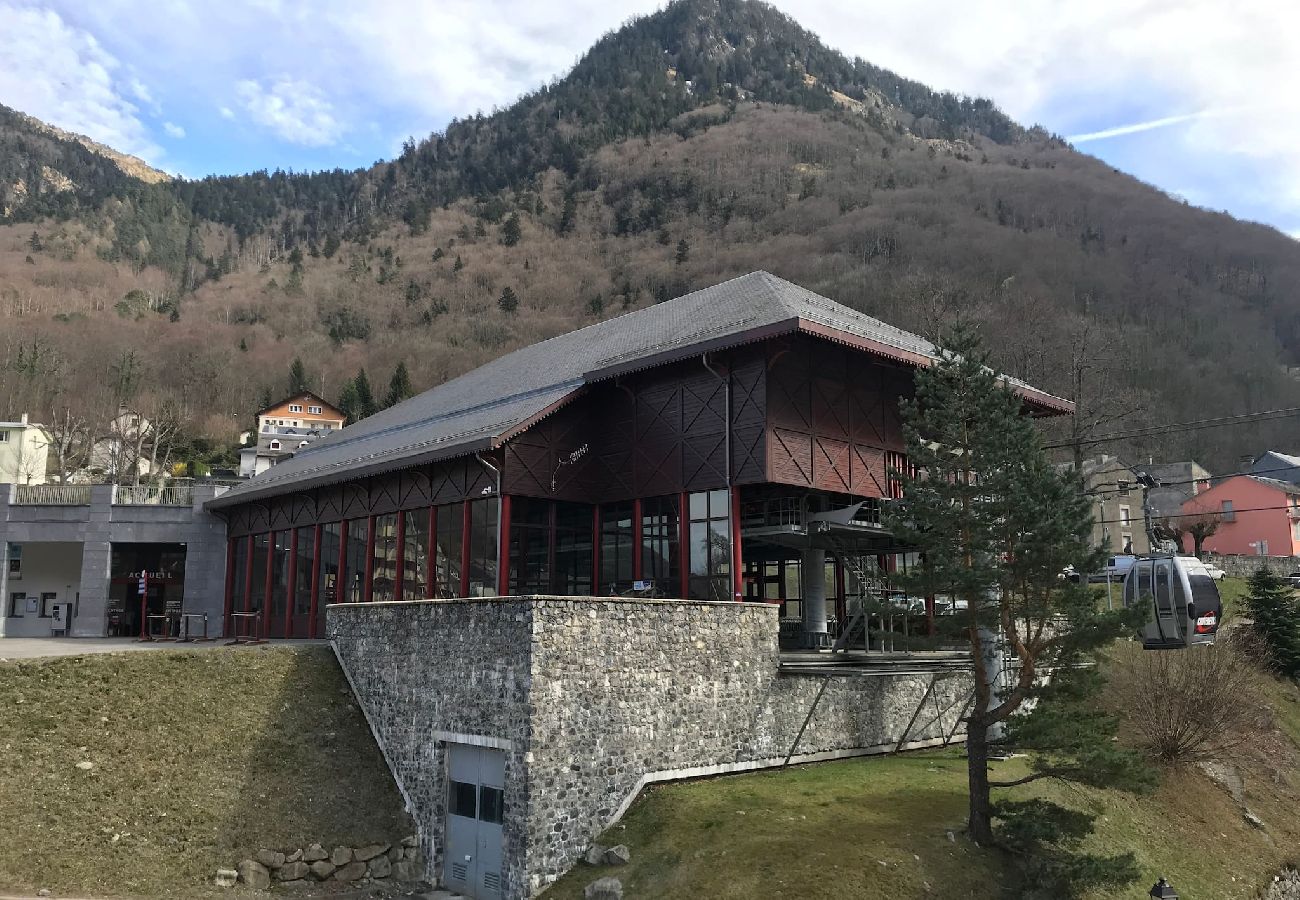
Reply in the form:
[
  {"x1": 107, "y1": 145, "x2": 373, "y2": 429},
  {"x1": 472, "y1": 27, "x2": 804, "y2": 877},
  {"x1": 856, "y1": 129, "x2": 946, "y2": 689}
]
[
  {"x1": 303, "y1": 843, "x2": 328, "y2": 862},
  {"x1": 75, "y1": 761, "x2": 94, "y2": 770},
  {"x1": 334, "y1": 861, "x2": 367, "y2": 882},
  {"x1": 277, "y1": 861, "x2": 310, "y2": 881},
  {"x1": 309, "y1": 860, "x2": 337, "y2": 880},
  {"x1": 331, "y1": 846, "x2": 353, "y2": 866},
  {"x1": 1200, "y1": 761, "x2": 1246, "y2": 804},
  {"x1": 285, "y1": 848, "x2": 303, "y2": 863},
  {"x1": 393, "y1": 857, "x2": 424, "y2": 881},
  {"x1": 256, "y1": 849, "x2": 286, "y2": 869},
  {"x1": 1245, "y1": 810, "x2": 1266, "y2": 828},
  {"x1": 238, "y1": 859, "x2": 271, "y2": 890},
  {"x1": 37, "y1": 891, "x2": 50, "y2": 898},
  {"x1": 387, "y1": 845, "x2": 404, "y2": 862},
  {"x1": 603, "y1": 845, "x2": 631, "y2": 866},
  {"x1": 368, "y1": 854, "x2": 393, "y2": 878},
  {"x1": 585, "y1": 876, "x2": 623, "y2": 900},
  {"x1": 400, "y1": 833, "x2": 419, "y2": 847},
  {"x1": 583, "y1": 844, "x2": 608, "y2": 865},
  {"x1": 214, "y1": 868, "x2": 239, "y2": 888},
  {"x1": 354, "y1": 842, "x2": 391, "y2": 862}
]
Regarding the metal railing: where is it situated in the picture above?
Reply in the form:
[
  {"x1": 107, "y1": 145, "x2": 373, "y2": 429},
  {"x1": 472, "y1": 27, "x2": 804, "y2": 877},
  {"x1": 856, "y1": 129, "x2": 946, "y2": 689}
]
[
  {"x1": 112, "y1": 485, "x2": 194, "y2": 506},
  {"x1": 11, "y1": 483, "x2": 92, "y2": 505}
]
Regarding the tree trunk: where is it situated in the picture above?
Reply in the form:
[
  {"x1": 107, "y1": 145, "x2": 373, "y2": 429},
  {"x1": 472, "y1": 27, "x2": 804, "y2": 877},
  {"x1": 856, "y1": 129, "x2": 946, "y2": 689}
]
[{"x1": 966, "y1": 714, "x2": 994, "y2": 844}]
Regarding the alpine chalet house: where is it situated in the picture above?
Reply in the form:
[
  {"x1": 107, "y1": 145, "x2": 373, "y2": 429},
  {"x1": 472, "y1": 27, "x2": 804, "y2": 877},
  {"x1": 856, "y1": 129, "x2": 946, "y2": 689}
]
[
  {"x1": 206, "y1": 272, "x2": 1071, "y2": 898},
  {"x1": 208, "y1": 271, "x2": 1070, "y2": 642}
]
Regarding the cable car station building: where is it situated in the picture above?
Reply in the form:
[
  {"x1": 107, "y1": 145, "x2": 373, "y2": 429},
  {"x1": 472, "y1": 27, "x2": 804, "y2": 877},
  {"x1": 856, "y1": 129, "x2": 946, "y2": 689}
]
[{"x1": 208, "y1": 272, "x2": 1071, "y2": 899}]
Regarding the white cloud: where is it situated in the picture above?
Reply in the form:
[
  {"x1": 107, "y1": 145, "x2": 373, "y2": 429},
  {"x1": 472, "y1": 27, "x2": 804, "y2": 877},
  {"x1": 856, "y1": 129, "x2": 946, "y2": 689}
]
[
  {"x1": 1069, "y1": 110, "x2": 1231, "y2": 144},
  {"x1": 162, "y1": 121, "x2": 185, "y2": 138},
  {"x1": 0, "y1": 3, "x2": 161, "y2": 161},
  {"x1": 235, "y1": 76, "x2": 344, "y2": 146},
  {"x1": 218, "y1": 106, "x2": 235, "y2": 119}
]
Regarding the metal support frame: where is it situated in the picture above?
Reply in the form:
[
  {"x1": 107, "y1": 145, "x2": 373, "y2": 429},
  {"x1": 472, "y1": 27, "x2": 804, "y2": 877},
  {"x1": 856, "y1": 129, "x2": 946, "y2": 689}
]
[{"x1": 783, "y1": 676, "x2": 833, "y2": 766}]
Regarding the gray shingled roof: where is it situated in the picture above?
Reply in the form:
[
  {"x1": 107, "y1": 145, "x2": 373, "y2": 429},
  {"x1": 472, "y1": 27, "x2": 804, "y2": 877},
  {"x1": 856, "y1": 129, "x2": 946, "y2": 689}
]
[{"x1": 209, "y1": 271, "x2": 1071, "y2": 508}]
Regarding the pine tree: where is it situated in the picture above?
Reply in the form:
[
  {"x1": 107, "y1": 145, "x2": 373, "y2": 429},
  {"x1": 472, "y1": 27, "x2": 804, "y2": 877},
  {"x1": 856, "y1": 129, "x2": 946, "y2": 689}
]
[
  {"x1": 498, "y1": 286, "x2": 519, "y2": 313},
  {"x1": 28, "y1": 231, "x2": 42, "y2": 252},
  {"x1": 384, "y1": 361, "x2": 413, "y2": 409},
  {"x1": 288, "y1": 358, "x2": 310, "y2": 395},
  {"x1": 884, "y1": 327, "x2": 1149, "y2": 890},
  {"x1": 353, "y1": 368, "x2": 377, "y2": 419},
  {"x1": 558, "y1": 193, "x2": 577, "y2": 234},
  {"x1": 337, "y1": 378, "x2": 359, "y2": 423},
  {"x1": 501, "y1": 212, "x2": 522, "y2": 247},
  {"x1": 1244, "y1": 567, "x2": 1300, "y2": 677},
  {"x1": 675, "y1": 238, "x2": 690, "y2": 265},
  {"x1": 453, "y1": 254, "x2": 464, "y2": 272}
]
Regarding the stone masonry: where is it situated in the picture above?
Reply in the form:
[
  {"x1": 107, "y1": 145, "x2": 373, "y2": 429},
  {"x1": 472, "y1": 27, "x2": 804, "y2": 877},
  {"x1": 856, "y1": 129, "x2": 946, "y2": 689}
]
[{"x1": 329, "y1": 597, "x2": 972, "y2": 899}]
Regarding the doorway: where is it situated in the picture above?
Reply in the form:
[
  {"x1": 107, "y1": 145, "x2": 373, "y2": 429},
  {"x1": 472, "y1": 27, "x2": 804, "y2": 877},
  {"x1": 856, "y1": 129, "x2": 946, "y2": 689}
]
[{"x1": 444, "y1": 743, "x2": 505, "y2": 898}]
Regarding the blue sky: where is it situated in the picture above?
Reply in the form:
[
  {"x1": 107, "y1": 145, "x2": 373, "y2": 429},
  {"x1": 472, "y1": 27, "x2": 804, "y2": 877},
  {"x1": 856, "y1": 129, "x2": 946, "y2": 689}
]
[{"x1": 2, "y1": 0, "x2": 1296, "y2": 238}]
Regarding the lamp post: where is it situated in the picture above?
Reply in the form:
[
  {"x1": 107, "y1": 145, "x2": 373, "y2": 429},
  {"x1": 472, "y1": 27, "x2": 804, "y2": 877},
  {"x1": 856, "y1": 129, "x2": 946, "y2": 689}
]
[{"x1": 1149, "y1": 877, "x2": 1178, "y2": 899}]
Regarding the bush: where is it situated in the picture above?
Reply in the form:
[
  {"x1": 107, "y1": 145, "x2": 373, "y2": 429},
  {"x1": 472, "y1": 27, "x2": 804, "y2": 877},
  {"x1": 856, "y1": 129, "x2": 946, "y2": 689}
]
[
  {"x1": 1105, "y1": 636, "x2": 1271, "y2": 764},
  {"x1": 1243, "y1": 566, "x2": 1300, "y2": 678}
]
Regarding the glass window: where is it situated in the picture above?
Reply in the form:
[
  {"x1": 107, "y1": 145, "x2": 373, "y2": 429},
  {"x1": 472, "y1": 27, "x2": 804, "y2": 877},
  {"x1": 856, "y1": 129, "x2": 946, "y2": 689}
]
[
  {"x1": 40, "y1": 592, "x2": 58, "y2": 617},
  {"x1": 641, "y1": 496, "x2": 679, "y2": 595},
  {"x1": 554, "y1": 501, "x2": 594, "y2": 595},
  {"x1": 371, "y1": 514, "x2": 399, "y2": 602},
  {"x1": 229, "y1": 537, "x2": 248, "y2": 612},
  {"x1": 509, "y1": 498, "x2": 551, "y2": 595},
  {"x1": 1221, "y1": 500, "x2": 1235, "y2": 521},
  {"x1": 434, "y1": 502, "x2": 463, "y2": 598},
  {"x1": 317, "y1": 523, "x2": 342, "y2": 635},
  {"x1": 403, "y1": 509, "x2": 430, "y2": 601},
  {"x1": 9, "y1": 592, "x2": 26, "y2": 617},
  {"x1": 600, "y1": 501, "x2": 635, "y2": 594},
  {"x1": 687, "y1": 490, "x2": 732, "y2": 601},
  {"x1": 344, "y1": 518, "x2": 368, "y2": 603},
  {"x1": 449, "y1": 780, "x2": 477, "y2": 819},
  {"x1": 309, "y1": 405, "x2": 323, "y2": 414},
  {"x1": 6, "y1": 543, "x2": 21, "y2": 578},
  {"x1": 270, "y1": 532, "x2": 290, "y2": 628},
  {"x1": 289, "y1": 404, "x2": 302, "y2": 412},
  {"x1": 467, "y1": 498, "x2": 499, "y2": 596},
  {"x1": 294, "y1": 527, "x2": 315, "y2": 622},
  {"x1": 479, "y1": 786, "x2": 505, "y2": 824},
  {"x1": 249, "y1": 534, "x2": 270, "y2": 614}
]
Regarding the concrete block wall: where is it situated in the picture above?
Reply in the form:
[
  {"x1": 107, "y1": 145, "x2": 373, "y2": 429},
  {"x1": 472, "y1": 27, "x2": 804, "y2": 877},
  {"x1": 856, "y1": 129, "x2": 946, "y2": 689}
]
[{"x1": 329, "y1": 597, "x2": 973, "y2": 899}]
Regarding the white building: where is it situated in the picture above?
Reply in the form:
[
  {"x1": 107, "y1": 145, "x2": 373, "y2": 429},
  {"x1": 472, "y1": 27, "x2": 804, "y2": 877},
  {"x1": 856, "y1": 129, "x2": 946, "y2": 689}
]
[{"x1": 0, "y1": 414, "x2": 51, "y2": 485}]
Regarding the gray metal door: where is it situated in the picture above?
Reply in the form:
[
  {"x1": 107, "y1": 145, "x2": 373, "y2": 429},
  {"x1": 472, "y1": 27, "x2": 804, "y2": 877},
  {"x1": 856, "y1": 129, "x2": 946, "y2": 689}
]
[{"x1": 445, "y1": 743, "x2": 505, "y2": 898}]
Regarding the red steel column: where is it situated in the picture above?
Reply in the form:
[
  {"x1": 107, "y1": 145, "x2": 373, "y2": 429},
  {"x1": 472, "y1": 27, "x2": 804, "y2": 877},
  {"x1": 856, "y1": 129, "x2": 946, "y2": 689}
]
[
  {"x1": 394, "y1": 511, "x2": 406, "y2": 602},
  {"x1": 284, "y1": 528, "x2": 298, "y2": 638},
  {"x1": 497, "y1": 494, "x2": 512, "y2": 596},
  {"x1": 307, "y1": 524, "x2": 321, "y2": 638},
  {"x1": 460, "y1": 501, "x2": 472, "y2": 597},
  {"x1": 363, "y1": 516, "x2": 376, "y2": 603},
  {"x1": 730, "y1": 488, "x2": 743, "y2": 601},
  {"x1": 262, "y1": 531, "x2": 276, "y2": 638}
]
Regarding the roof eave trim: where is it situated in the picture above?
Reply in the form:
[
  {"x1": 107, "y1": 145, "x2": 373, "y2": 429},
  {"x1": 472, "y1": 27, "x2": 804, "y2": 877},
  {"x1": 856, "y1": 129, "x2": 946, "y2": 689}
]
[{"x1": 582, "y1": 320, "x2": 802, "y2": 383}]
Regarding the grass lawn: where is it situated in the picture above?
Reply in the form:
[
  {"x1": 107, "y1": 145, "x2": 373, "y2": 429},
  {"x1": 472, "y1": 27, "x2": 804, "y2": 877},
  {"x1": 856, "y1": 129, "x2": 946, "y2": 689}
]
[
  {"x1": 551, "y1": 655, "x2": 1300, "y2": 900},
  {"x1": 0, "y1": 646, "x2": 411, "y2": 898}
]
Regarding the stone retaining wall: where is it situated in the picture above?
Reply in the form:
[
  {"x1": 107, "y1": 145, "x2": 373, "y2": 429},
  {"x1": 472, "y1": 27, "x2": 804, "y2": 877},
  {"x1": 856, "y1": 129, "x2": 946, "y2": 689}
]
[
  {"x1": 1205, "y1": 553, "x2": 1300, "y2": 578},
  {"x1": 329, "y1": 597, "x2": 972, "y2": 899}
]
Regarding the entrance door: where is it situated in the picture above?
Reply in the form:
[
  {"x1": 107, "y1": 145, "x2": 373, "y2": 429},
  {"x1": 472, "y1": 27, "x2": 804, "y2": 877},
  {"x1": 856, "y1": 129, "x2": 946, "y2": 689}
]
[
  {"x1": 444, "y1": 743, "x2": 505, "y2": 898},
  {"x1": 1152, "y1": 559, "x2": 1183, "y2": 645}
]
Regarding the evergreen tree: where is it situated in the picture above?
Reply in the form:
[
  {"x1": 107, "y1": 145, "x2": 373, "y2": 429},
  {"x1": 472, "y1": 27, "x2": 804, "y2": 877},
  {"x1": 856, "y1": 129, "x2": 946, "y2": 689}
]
[
  {"x1": 28, "y1": 231, "x2": 42, "y2": 252},
  {"x1": 384, "y1": 361, "x2": 414, "y2": 409},
  {"x1": 558, "y1": 193, "x2": 577, "y2": 234},
  {"x1": 675, "y1": 238, "x2": 690, "y2": 264},
  {"x1": 501, "y1": 212, "x2": 522, "y2": 246},
  {"x1": 453, "y1": 254, "x2": 464, "y2": 272},
  {"x1": 884, "y1": 327, "x2": 1149, "y2": 891},
  {"x1": 1244, "y1": 566, "x2": 1300, "y2": 677},
  {"x1": 498, "y1": 286, "x2": 519, "y2": 313},
  {"x1": 337, "y1": 378, "x2": 359, "y2": 423},
  {"x1": 288, "y1": 358, "x2": 310, "y2": 395},
  {"x1": 353, "y1": 368, "x2": 377, "y2": 419}
]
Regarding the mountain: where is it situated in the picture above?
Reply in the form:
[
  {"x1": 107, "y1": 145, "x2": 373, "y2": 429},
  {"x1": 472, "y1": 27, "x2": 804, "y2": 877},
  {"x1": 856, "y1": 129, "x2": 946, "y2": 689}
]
[{"x1": 1, "y1": 0, "x2": 1298, "y2": 475}]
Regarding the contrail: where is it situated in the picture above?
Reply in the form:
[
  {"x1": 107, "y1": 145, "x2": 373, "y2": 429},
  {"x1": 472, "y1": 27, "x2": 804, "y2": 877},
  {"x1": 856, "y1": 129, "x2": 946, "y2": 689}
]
[{"x1": 1069, "y1": 109, "x2": 1222, "y2": 143}]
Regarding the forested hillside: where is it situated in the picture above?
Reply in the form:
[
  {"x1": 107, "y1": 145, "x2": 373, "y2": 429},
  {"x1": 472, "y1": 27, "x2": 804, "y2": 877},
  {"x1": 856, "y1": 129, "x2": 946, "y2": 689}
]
[{"x1": 2, "y1": 0, "x2": 1298, "y2": 474}]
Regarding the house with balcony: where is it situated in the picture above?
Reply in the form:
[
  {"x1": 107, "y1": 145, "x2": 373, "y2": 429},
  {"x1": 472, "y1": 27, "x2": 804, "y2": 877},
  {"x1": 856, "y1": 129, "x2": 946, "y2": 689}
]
[
  {"x1": 239, "y1": 392, "x2": 346, "y2": 478},
  {"x1": 1074, "y1": 455, "x2": 1151, "y2": 555},
  {"x1": 1179, "y1": 474, "x2": 1300, "y2": 557},
  {"x1": 0, "y1": 414, "x2": 51, "y2": 485}
]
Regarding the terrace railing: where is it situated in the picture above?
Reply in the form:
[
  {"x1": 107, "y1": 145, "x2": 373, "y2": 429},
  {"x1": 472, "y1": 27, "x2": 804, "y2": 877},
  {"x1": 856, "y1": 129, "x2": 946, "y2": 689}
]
[
  {"x1": 11, "y1": 483, "x2": 93, "y2": 505},
  {"x1": 112, "y1": 485, "x2": 194, "y2": 507}
]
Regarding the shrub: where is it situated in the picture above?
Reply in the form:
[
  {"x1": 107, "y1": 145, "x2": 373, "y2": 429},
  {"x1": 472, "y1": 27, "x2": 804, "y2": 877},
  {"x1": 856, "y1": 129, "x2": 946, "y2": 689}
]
[
  {"x1": 1243, "y1": 567, "x2": 1300, "y2": 678},
  {"x1": 1105, "y1": 635, "x2": 1271, "y2": 764}
]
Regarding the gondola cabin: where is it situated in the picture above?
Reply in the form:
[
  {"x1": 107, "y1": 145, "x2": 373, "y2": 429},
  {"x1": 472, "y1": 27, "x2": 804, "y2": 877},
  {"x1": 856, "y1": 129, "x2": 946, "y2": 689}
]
[{"x1": 1122, "y1": 555, "x2": 1222, "y2": 650}]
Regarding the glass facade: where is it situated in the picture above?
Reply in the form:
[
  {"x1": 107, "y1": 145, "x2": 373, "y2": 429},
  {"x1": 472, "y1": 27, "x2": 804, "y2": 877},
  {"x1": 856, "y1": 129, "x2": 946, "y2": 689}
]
[
  {"x1": 600, "y1": 501, "x2": 634, "y2": 595},
  {"x1": 509, "y1": 497, "x2": 551, "y2": 595},
  {"x1": 249, "y1": 533, "x2": 270, "y2": 618},
  {"x1": 344, "y1": 518, "x2": 368, "y2": 603},
  {"x1": 640, "y1": 495, "x2": 679, "y2": 594},
  {"x1": 229, "y1": 537, "x2": 248, "y2": 614},
  {"x1": 688, "y1": 490, "x2": 732, "y2": 601},
  {"x1": 372, "y1": 514, "x2": 399, "y2": 602},
  {"x1": 402, "y1": 509, "x2": 431, "y2": 601},
  {"x1": 434, "y1": 502, "x2": 463, "y2": 598},
  {"x1": 553, "y1": 501, "x2": 594, "y2": 595},
  {"x1": 269, "y1": 531, "x2": 290, "y2": 636},
  {"x1": 293, "y1": 526, "x2": 315, "y2": 636},
  {"x1": 467, "y1": 498, "x2": 498, "y2": 596},
  {"x1": 317, "y1": 522, "x2": 342, "y2": 637}
]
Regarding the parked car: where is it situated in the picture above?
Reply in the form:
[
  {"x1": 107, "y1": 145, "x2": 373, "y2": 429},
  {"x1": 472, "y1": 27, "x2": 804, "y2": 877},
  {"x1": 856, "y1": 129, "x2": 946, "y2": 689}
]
[
  {"x1": 1288, "y1": 572, "x2": 1300, "y2": 589},
  {"x1": 1203, "y1": 564, "x2": 1227, "y2": 581},
  {"x1": 1088, "y1": 555, "x2": 1137, "y2": 583}
]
